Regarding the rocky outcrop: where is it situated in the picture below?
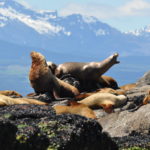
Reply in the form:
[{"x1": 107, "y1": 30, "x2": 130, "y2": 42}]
[
  {"x1": 98, "y1": 104, "x2": 150, "y2": 137},
  {"x1": 96, "y1": 70, "x2": 150, "y2": 149},
  {"x1": 0, "y1": 104, "x2": 118, "y2": 150},
  {"x1": 1, "y1": 68, "x2": 150, "y2": 150},
  {"x1": 136, "y1": 71, "x2": 150, "y2": 87}
]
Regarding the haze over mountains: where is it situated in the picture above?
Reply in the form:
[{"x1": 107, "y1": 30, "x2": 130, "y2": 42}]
[{"x1": 0, "y1": 0, "x2": 150, "y2": 95}]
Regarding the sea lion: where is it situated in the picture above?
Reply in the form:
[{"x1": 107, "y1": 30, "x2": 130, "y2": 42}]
[
  {"x1": 29, "y1": 51, "x2": 79, "y2": 98},
  {"x1": 47, "y1": 61, "x2": 57, "y2": 74},
  {"x1": 0, "y1": 94, "x2": 47, "y2": 106},
  {"x1": 0, "y1": 90, "x2": 22, "y2": 98},
  {"x1": 98, "y1": 75, "x2": 119, "y2": 89},
  {"x1": 120, "y1": 83, "x2": 136, "y2": 91},
  {"x1": 53, "y1": 101, "x2": 96, "y2": 119},
  {"x1": 75, "y1": 88, "x2": 126, "y2": 100},
  {"x1": 78, "y1": 93, "x2": 127, "y2": 113},
  {"x1": 143, "y1": 90, "x2": 150, "y2": 105},
  {"x1": 128, "y1": 90, "x2": 150, "y2": 112},
  {"x1": 55, "y1": 53, "x2": 120, "y2": 91}
]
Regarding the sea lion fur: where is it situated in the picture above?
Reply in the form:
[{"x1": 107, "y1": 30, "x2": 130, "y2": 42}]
[
  {"x1": 29, "y1": 51, "x2": 79, "y2": 98},
  {"x1": 78, "y1": 93, "x2": 127, "y2": 113}
]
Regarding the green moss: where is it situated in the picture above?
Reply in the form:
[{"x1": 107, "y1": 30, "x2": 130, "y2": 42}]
[
  {"x1": 38, "y1": 122, "x2": 56, "y2": 138},
  {"x1": 121, "y1": 147, "x2": 149, "y2": 150},
  {"x1": 16, "y1": 134, "x2": 28, "y2": 144},
  {"x1": 47, "y1": 143, "x2": 59, "y2": 150},
  {"x1": 38, "y1": 121, "x2": 71, "y2": 149},
  {"x1": 17, "y1": 124, "x2": 28, "y2": 129},
  {"x1": 3, "y1": 113, "x2": 12, "y2": 119}
]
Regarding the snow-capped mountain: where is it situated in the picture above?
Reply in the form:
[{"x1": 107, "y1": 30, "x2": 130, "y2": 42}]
[
  {"x1": 126, "y1": 25, "x2": 150, "y2": 37},
  {"x1": 0, "y1": 0, "x2": 150, "y2": 95},
  {"x1": 1, "y1": 0, "x2": 150, "y2": 56}
]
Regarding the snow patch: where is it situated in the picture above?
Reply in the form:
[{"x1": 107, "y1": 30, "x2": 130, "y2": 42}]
[
  {"x1": 82, "y1": 16, "x2": 97, "y2": 24},
  {"x1": 0, "y1": 7, "x2": 64, "y2": 34},
  {"x1": 95, "y1": 29, "x2": 108, "y2": 36}
]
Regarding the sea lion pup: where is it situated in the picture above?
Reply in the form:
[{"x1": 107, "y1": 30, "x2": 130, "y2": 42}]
[
  {"x1": 0, "y1": 90, "x2": 22, "y2": 98},
  {"x1": 0, "y1": 94, "x2": 47, "y2": 106},
  {"x1": 120, "y1": 83, "x2": 136, "y2": 91},
  {"x1": 75, "y1": 88, "x2": 126, "y2": 100},
  {"x1": 55, "y1": 53, "x2": 120, "y2": 91},
  {"x1": 29, "y1": 51, "x2": 79, "y2": 98},
  {"x1": 98, "y1": 75, "x2": 119, "y2": 89},
  {"x1": 78, "y1": 93, "x2": 127, "y2": 113},
  {"x1": 53, "y1": 101, "x2": 96, "y2": 119}
]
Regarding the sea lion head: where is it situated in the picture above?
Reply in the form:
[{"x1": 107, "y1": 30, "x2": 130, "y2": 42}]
[
  {"x1": 112, "y1": 53, "x2": 120, "y2": 64},
  {"x1": 30, "y1": 51, "x2": 46, "y2": 65},
  {"x1": 47, "y1": 61, "x2": 57, "y2": 74}
]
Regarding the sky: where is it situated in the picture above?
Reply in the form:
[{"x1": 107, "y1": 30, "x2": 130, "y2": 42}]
[{"x1": 16, "y1": 0, "x2": 150, "y2": 32}]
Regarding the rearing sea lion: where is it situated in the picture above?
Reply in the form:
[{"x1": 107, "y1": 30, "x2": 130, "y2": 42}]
[
  {"x1": 55, "y1": 53, "x2": 120, "y2": 91},
  {"x1": 29, "y1": 52, "x2": 79, "y2": 98}
]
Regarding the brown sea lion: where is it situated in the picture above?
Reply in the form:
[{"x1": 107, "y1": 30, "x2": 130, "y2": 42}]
[
  {"x1": 120, "y1": 83, "x2": 136, "y2": 91},
  {"x1": 0, "y1": 90, "x2": 22, "y2": 97},
  {"x1": 99, "y1": 75, "x2": 119, "y2": 89},
  {"x1": 78, "y1": 93, "x2": 127, "y2": 113},
  {"x1": 29, "y1": 51, "x2": 79, "y2": 98},
  {"x1": 128, "y1": 90, "x2": 150, "y2": 112},
  {"x1": 53, "y1": 101, "x2": 96, "y2": 119},
  {"x1": 55, "y1": 53, "x2": 120, "y2": 91},
  {"x1": 47, "y1": 61, "x2": 57, "y2": 74},
  {"x1": 0, "y1": 94, "x2": 47, "y2": 106},
  {"x1": 75, "y1": 88, "x2": 126, "y2": 100},
  {"x1": 143, "y1": 90, "x2": 150, "y2": 105}
]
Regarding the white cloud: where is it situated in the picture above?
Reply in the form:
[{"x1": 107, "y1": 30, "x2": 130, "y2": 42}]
[
  {"x1": 60, "y1": 0, "x2": 150, "y2": 19},
  {"x1": 119, "y1": 0, "x2": 150, "y2": 16},
  {"x1": 60, "y1": 3, "x2": 117, "y2": 19},
  {"x1": 0, "y1": 23, "x2": 6, "y2": 27}
]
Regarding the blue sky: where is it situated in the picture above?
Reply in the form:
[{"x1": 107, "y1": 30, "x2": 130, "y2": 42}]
[{"x1": 16, "y1": 0, "x2": 150, "y2": 32}]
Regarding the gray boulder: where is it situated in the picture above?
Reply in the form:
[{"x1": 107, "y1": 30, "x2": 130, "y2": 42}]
[
  {"x1": 96, "y1": 70, "x2": 150, "y2": 149},
  {"x1": 136, "y1": 70, "x2": 150, "y2": 87}
]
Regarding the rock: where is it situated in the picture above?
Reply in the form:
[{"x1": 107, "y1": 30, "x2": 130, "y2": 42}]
[
  {"x1": 94, "y1": 70, "x2": 150, "y2": 149},
  {"x1": 136, "y1": 71, "x2": 150, "y2": 87},
  {"x1": 0, "y1": 104, "x2": 118, "y2": 150},
  {"x1": 97, "y1": 104, "x2": 150, "y2": 148},
  {"x1": 114, "y1": 131, "x2": 150, "y2": 149},
  {"x1": 126, "y1": 85, "x2": 150, "y2": 103},
  {"x1": 25, "y1": 92, "x2": 53, "y2": 103}
]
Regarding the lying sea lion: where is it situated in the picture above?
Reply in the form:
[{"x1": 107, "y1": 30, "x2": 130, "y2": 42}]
[
  {"x1": 0, "y1": 94, "x2": 47, "y2": 106},
  {"x1": 55, "y1": 53, "x2": 120, "y2": 91},
  {"x1": 78, "y1": 93, "x2": 127, "y2": 113},
  {"x1": 75, "y1": 88, "x2": 126, "y2": 100},
  {"x1": 128, "y1": 90, "x2": 150, "y2": 112},
  {"x1": 99, "y1": 75, "x2": 119, "y2": 89},
  {"x1": 29, "y1": 51, "x2": 79, "y2": 98},
  {"x1": 0, "y1": 90, "x2": 22, "y2": 98},
  {"x1": 120, "y1": 83, "x2": 136, "y2": 91},
  {"x1": 53, "y1": 101, "x2": 96, "y2": 119},
  {"x1": 143, "y1": 90, "x2": 150, "y2": 105}
]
